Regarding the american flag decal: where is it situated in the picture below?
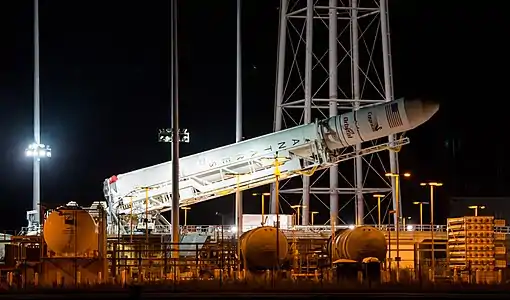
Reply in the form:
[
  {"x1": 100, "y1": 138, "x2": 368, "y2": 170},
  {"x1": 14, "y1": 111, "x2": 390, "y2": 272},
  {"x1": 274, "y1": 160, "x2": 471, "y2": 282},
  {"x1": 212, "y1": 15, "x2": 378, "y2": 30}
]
[{"x1": 385, "y1": 102, "x2": 403, "y2": 128}]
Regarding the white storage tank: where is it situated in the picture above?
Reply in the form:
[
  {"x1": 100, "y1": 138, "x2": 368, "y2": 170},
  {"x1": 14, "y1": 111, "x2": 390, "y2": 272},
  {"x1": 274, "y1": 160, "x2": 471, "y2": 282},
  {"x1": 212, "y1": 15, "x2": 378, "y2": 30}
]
[{"x1": 43, "y1": 203, "x2": 98, "y2": 256}]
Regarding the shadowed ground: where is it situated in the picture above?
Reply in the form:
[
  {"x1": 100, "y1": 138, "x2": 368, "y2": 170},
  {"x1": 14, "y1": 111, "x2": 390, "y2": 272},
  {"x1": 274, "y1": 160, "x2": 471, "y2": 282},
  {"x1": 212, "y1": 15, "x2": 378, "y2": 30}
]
[
  {"x1": 1, "y1": 292, "x2": 510, "y2": 299},
  {"x1": 2, "y1": 281, "x2": 510, "y2": 299}
]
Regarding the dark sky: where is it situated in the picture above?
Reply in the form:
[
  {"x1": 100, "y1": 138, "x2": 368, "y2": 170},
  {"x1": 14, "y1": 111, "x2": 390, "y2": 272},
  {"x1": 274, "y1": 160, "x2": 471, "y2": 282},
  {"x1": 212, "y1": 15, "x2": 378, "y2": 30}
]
[{"x1": 0, "y1": 1, "x2": 507, "y2": 231}]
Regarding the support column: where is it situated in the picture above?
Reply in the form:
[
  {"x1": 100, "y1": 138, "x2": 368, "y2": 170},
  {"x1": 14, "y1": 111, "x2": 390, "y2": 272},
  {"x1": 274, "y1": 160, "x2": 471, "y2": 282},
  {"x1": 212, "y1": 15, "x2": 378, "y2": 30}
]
[
  {"x1": 235, "y1": 0, "x2": 243, "y2": 237},
  {"x1": 33, "y1": 0, "x2": 41, "y2": 223},
  {"x1": 170, "y1": 0, "x2": 180, "y2": 254},
  {"x1": 328, "y1": 0, "x2": 339, "y2": 229},
  {"x1": 351, "y1": 0, "x2": 364, "y2": 225},
  {"x1": 301, "y1": 0, "x2": 314, "y2": 226},
  {"x1": 270, "y1": 0, "x2": 288, "y2": 214},
  {"x1": 379, "y1": 0, "x2": 399, "y2": 225}
]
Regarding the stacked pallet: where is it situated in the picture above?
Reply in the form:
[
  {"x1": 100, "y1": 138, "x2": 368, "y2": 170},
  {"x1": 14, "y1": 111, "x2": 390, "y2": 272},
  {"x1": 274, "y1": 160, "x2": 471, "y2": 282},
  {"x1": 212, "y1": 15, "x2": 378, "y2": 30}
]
[
  {"x1": 447, "y1": 216, "x2": 505, "y2": 271},
  {"x1": 493, "y1": 219, "x2": 507, "y2": 269}
]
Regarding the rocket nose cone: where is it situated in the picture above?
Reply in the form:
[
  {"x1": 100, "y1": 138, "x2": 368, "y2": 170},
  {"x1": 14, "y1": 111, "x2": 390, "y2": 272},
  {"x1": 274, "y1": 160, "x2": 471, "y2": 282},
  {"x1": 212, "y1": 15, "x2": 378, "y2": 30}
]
[
  {"x1": 421, "y1": 99, "x2": 440, "y2": 115},
  {"x1": 404, "y1": 98, "x2": 440, "y2": 129}
]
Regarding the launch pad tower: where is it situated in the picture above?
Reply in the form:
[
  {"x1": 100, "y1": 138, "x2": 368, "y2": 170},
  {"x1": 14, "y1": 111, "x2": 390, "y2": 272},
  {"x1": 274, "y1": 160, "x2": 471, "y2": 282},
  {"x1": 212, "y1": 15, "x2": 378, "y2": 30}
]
[{"x1": 271, "y1": 0, "x2": 400, "y2": 228}]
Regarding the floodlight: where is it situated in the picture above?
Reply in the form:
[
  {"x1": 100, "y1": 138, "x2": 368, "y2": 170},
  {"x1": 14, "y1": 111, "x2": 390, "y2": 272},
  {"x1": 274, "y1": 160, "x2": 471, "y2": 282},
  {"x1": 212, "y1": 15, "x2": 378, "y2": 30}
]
[
  {"x1": 25, "y1": 143, "x2": 51, "y2": 159},
  {"x1": 158, "y1": 128, "x2": 190, "y2": 143}
]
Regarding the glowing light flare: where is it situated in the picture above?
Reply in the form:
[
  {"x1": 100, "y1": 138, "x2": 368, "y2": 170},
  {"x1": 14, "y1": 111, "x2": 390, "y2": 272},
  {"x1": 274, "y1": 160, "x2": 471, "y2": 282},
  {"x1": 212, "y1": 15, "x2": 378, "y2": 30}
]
[
  {"x1": 385, "y1": 172, "x2": 411, "y2": 177},
  {"x1": 25, "y1": 143, "x2": 51, "y2": 158},
  {"x1": 420, "y1": 182, "x2": 443, "y2": 187}
]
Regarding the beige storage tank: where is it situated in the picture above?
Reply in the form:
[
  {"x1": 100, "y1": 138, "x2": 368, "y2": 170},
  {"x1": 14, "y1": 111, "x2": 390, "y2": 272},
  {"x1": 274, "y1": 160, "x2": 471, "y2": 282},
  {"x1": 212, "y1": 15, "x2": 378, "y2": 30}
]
[
  {"x1": 240, "y1": 226, "x2": 288, "y2": 270},
  {"x1": 43, "y1": 206, "x2": 98, "y2": 256},
  {"x1": 328, "y1": 226, "x2": 386, "y2": 262}
]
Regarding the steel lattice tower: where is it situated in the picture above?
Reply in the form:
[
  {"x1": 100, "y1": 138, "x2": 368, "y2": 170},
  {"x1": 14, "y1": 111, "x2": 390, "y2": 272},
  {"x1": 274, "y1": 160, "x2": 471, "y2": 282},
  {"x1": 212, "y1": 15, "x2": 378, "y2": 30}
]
[{"x1": 271, "y1": 0, "x2": 401, "y2": 227}]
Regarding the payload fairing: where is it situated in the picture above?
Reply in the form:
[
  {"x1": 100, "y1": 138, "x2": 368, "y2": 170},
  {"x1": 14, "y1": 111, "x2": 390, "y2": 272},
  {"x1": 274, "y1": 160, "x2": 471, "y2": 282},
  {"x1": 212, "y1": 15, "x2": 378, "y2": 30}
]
[{"x1": 321, "y1": 98, "x2": 438, "y2": 150}]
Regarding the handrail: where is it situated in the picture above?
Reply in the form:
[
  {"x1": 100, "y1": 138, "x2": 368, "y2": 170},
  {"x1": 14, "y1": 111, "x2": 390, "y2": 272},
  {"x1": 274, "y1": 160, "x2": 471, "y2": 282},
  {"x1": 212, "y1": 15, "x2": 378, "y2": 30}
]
[
  {"x1": 153, "y1": 224, "x2": 510, "y2": 235},
  {"x1": 17, "y1": 223, "x2": 510, "y2": 237}
]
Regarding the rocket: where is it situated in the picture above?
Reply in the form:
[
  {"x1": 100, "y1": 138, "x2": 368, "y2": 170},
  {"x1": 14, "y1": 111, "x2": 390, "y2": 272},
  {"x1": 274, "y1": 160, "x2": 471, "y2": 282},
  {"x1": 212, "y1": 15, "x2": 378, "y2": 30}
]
[{"x1": 104, "y1": 98, "x2": 439, "y2": 215}]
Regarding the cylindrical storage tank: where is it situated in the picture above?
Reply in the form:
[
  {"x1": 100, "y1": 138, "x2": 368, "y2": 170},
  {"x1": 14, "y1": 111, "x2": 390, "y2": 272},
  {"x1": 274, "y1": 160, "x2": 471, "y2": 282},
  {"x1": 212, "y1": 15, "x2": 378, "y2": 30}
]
[
  {"x1": 43, "y1": 207, "x2": 98, "y2": 256},
  {"x1": 328, "y1": 226, "x2": 386, "y2": 262},
  {"x1": 240, "y1": 226, "x2": 288, "y2": 270}
]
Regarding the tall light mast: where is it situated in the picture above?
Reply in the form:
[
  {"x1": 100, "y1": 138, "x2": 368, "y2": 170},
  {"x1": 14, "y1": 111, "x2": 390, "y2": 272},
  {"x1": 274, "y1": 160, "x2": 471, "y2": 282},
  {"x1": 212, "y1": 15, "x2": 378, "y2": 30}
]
[{"x1": 25, "y1": 0, "x2": 52, "y2": 231}]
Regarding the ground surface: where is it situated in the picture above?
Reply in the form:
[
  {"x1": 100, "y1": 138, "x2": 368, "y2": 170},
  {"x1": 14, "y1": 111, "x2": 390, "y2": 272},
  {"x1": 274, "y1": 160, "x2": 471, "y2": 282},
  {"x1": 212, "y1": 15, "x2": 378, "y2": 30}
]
[
  {"x1": 2, "y1": 282, "x2": 510, "y2": 299},
  {"x1": 2, "y1": 287, "x2": 510, "y2": 299},
  {"x1": 1, "y1": 292, "x2": 510, "y2": 299}
]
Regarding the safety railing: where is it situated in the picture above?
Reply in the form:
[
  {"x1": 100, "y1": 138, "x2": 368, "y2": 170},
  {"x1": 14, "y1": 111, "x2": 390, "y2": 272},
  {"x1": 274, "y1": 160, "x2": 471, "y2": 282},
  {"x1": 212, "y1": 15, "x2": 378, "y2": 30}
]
[
  {"x1": 153, "y1": 224, "x2": 510, "y2": 235},
  {"x1": 16, "y1": 223, "x2": 510, "y2": 237}
]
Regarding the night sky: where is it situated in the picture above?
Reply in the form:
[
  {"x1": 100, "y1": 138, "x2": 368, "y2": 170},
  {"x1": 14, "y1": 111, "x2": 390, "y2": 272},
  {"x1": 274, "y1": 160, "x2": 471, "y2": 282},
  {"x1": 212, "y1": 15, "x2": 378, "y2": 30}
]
[{"x1": 0, "y1": 1, "x2": 507, "y2": 231}]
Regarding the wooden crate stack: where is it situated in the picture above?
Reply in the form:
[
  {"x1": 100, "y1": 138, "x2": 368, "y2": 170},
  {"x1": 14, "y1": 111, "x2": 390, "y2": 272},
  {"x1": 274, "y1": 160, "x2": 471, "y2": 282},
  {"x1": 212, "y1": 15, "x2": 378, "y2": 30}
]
[
  {"x1": 447, "y1": 216, "x2": 506, "y2": 271},
  {"x1": 493, "y1": 218, "x2": 507, "y2": 269}
]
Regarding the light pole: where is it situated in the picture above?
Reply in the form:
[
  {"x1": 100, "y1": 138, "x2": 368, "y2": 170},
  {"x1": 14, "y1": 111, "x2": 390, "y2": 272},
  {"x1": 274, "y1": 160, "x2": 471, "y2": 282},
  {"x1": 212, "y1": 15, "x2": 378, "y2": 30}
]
[
  {"x1": 252, "y1": 192, "x2": 270, "y2": 226},
  {"x1": 468, "y1": 205, "x2": 485, "y2": 216},
  {"x1": 372, "y1": 194, "x2": 385, "y2": 227},
  {"x1": 27, "y1": 0, "x2": 49, "y2": 231},
  {"x1": 225, "y1": 172, "x2": 250, "y2": 235},
  {"x1": 134, "y1": 187, "x2": 154, "y2": 245},
  {"x1": 169, "y1": 0, "x2": 187, "y2": 262},
  {"x1": 225, "y1": 172, "x2": 250, "y2": 275},
  {"x1": 290, "y1": 205, "x2": 306, "y2": 226},
  {"x1": 129, "y1": 196, "x2": 134, "y2": 242},
  {"x1": 385, "y1": 172, "x2": 410, "y2": 282},
  {"x1": 235, "y1": 0, "x2": 243, "y2": 255},
  {"x1": 420, "y1": 181, "x2": 443, "y2": 282},
  {"x1": 216, "y1": 212, "x2": 225, "y2": 285},
  {"x1": 157, "y1": 127, "x2": 189, "y2": 244},
  {"x1": 387, "y1": 210, "x2": 396, "y2": 270},
  {"x1": 310, "y1": 212, "x2": 318, "y2": 226},
  {"x1": 182, "y1": 207, "x2": 191, "y2": 226},
  {"x1": 145, "y1": 187, "x2": 150, "y2": 244},
  {"x1": 413, "y1": 201, "x2": 429, "y2": 231},
  {"x1": 274, "y1": 155, "x2": 281, "y2": 279},
  {"x1": 266, "y1": 152, "x2": 287, "y2": 280},
  {"x1": 158, "y1": 126, "x2": 189, "y2": 261},
  {"x1": 25, "y1": 143, "x2": 51, "y2": 229},
  {"x1": 38, "y1": 202, "x2": 47, "y2": 273}
]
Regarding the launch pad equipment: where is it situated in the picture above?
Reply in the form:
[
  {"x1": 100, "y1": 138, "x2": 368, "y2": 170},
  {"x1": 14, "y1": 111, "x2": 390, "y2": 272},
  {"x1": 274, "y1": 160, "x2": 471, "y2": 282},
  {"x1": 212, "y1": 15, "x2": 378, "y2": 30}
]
[{"x1": 103, "y1": 98, "x2": 438, "y2": 233}]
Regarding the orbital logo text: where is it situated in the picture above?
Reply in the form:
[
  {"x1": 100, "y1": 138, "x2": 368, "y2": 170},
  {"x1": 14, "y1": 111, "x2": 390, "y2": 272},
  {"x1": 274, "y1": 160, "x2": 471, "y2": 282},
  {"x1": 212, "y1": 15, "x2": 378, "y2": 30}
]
[
  {"x1": 343, "y1": 117, "x2": 355, "y2": 138},
  {"x1": 367, "y1": 111, "x2": 382, "y2": 132}
]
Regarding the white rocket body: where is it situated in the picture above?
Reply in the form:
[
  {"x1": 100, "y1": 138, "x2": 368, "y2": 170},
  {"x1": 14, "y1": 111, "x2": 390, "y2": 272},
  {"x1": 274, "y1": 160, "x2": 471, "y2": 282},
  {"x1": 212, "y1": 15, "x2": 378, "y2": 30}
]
[{"x1": 104, "y1": 98, "x2": 439, "y2": 216}]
